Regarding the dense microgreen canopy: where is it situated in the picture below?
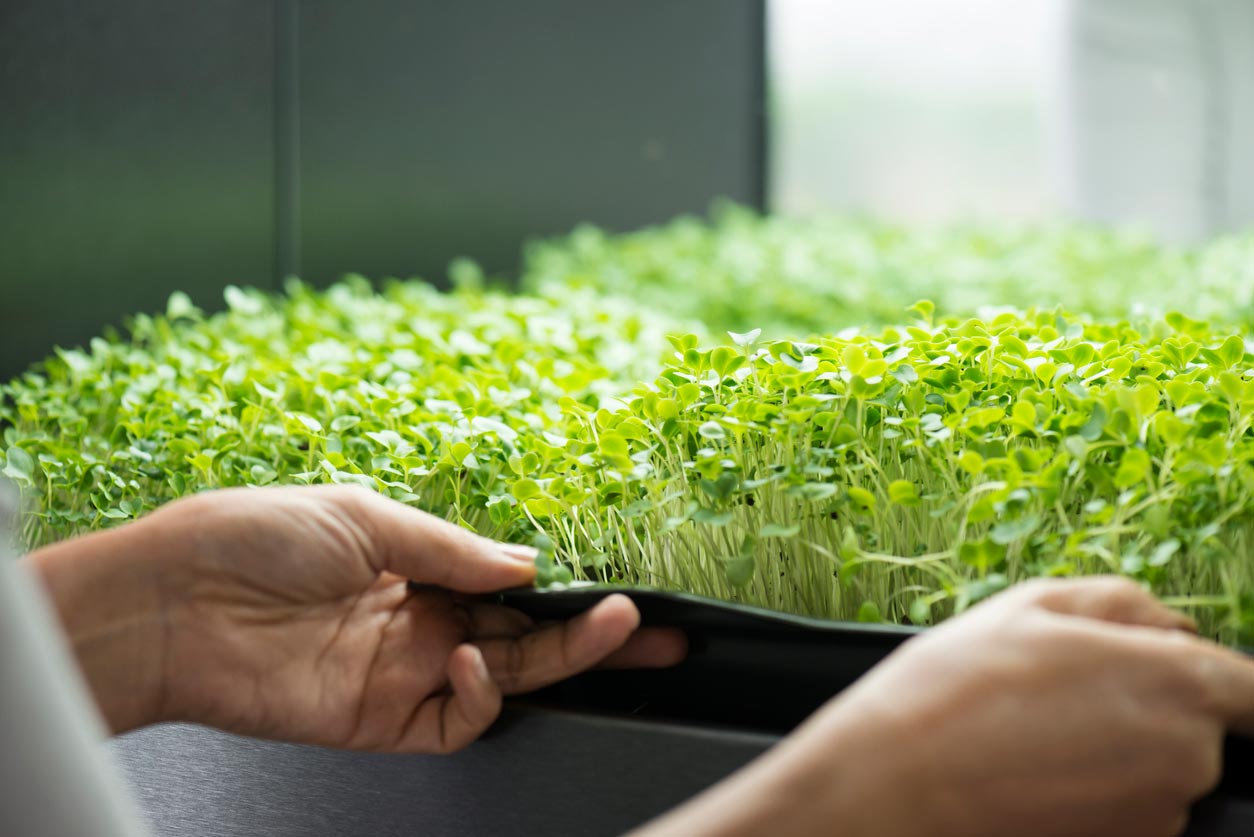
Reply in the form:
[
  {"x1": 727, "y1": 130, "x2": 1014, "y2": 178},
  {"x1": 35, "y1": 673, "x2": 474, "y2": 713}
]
[
  {"x1": 520, "y1": 310, "x2": 1254, "y2": 642},
  {"x1": 0, "y1": 277, "x2": 688, "y2": 548},
  {"x1": 5, "y1": 208, "x2": 1254, "y2": 642},
  {"x1": 523, "y1": 202, "x2": 1254, "y2": 336}
]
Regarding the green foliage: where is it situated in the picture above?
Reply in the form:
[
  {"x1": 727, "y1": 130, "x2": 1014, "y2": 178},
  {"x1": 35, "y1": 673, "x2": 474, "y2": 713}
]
[
  {"x1": 521, "y1": 203, "x2": 1254, "y2": 336},
  {"x1": 0, "y1": 277, "x2": 688, "y2": 549},
  {"x1": 507, "y1": 309, "x2": 1254, "y2": 642},
  {"x1": 6, "y1": 209, "x2": 1254, "y2": 644}
]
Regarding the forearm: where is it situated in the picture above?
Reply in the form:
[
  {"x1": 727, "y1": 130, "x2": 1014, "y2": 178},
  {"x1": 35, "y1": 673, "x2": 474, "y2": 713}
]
[{"x1": 24, "y1": 517, "x2": 176, "y2": 733}]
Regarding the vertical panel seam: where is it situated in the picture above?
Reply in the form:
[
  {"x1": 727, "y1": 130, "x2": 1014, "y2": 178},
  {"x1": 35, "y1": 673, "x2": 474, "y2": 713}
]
[
  {"x1": 274, "y1": 0, "x2": 300, "y2": 286},
  {"x1": 751, "y1": 0, "x2": 769, "y2": 212}
]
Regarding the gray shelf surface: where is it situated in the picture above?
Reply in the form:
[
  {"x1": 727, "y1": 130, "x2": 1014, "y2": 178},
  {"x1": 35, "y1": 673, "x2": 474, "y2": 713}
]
[{"x1": 109, "y1": 707, "x2": 776, "y2": 837}]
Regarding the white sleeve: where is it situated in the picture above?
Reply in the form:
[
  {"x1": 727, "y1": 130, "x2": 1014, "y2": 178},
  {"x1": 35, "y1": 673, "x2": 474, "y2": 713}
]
[{"x1": 0, "y1": 536, "x2": 150, "y2": 836}]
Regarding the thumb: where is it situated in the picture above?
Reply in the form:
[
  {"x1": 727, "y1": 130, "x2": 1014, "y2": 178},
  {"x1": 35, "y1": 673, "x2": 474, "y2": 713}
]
[{"x1": 344, "y1": 489, "x2": 537, "y2": 592}]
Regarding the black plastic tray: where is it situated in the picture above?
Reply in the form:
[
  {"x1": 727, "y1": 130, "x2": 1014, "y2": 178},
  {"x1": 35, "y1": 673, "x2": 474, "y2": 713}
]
[
  {"x1": 500, "y1": 583, "x2": 914, "y2": 731},
  {"x1": 498, "y1": 584, "x2": 1254, "y2": 807}
]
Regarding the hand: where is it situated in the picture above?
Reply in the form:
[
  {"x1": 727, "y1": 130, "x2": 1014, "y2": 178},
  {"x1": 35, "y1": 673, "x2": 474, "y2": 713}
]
[
  {"x1": 639, "y1": 577, "x2": 1254, "y2": 837},
  {"x1": 30, "y1": 486, "x2": 685, "y2": 752}
]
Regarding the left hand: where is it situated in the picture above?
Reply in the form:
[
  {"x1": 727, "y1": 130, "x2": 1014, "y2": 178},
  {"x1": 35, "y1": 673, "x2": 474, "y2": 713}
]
[
  {"x1": 635, "y1": 578, "x2": 1240, "y2": 837},
  {"x1": 30, "y1": 486, "x2": 686, "y2": 752}
]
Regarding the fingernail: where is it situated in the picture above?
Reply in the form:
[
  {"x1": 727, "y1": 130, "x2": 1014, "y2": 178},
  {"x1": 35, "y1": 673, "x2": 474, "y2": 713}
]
[
  {"x1": 469, "y1": 646, "x2": 491, "y2": 682},
  {"x1": 498, "y1": 543, "x2": 539, "y2": 563}
]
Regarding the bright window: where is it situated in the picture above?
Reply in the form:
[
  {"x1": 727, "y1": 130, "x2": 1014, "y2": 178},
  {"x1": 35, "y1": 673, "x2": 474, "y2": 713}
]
[{"x1": 770, "y1": 0, "x2": 1066, "y2": 222}]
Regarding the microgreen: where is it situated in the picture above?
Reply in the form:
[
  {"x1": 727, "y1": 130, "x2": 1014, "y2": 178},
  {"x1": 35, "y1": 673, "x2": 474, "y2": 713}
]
[
  {"x1": 6, "y1": 210, "x2": 1254, "y2": 644},
  {"x1": 0, "y1": 277, "x2": 692, "y2": 550},
  {"x1": 522, "y1": 202, "x2": 1254, "y2": 336},
  {"x1": 513, "y1": 309, "x2": 1254, "y2": 643}
]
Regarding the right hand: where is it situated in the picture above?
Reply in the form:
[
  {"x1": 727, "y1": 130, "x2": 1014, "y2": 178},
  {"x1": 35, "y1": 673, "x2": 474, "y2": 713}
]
[
  {"x1": 638, "y1": 577, "x2": 1254, "y2": 837},
  {"x1": 30, "y1": 486, "x2": 686, "y2": 749}
]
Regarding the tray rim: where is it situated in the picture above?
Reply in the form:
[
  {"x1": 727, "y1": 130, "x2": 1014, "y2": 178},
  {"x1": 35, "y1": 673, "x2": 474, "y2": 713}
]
[{"x1": 498, "y1": 582, "x2": 925, "y2": 639}]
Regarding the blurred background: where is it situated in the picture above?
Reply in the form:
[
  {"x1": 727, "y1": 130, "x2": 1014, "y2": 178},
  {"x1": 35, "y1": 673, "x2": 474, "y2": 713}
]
[
  {"x1": 772, "y1": 0, "x2": 1254, "y2": 240},
  {"x1": 771, "y1": 0, "x2": 1062, "y2": 222},
  {"x1": 3, "y1": 0, "x2": 1254, "y2": 378}
]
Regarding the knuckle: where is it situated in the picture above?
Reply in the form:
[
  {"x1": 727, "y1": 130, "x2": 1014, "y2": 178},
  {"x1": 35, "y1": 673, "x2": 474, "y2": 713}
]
[
  {"x1": 321, "y1": 497, "x2": 379, "y2": 564},
  {"x1": 1098, "y1": 576, "x2": 1155, "y2": 612},
  {"x1": 1160, "y1": 628, "x2": 1199, "y2": 653},
  {"x1": 1191, "y1": 649, "x2": 1246, "y2": 721},
  {"x1": 1018, "y1": 574, "x2": 1146, "y2": 611},
  {"x1": 1158, "y1": 635, "x2": 1214, "y2": 698},
  {"x1": 1014, "y1": 577, "x2": 1058, "y2": 602},
  {"x1": 996, "y1": 578, "x2": 1060, "y2": 611},
  {"x1": 1101, "y1": 575, "x2": 1146, "y2": 597}
]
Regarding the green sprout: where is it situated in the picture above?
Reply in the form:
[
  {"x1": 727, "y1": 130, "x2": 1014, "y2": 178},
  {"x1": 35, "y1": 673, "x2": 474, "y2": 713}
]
[
  {"x1": 5, "y1": 209, "x2": 1254, "y2": 644},
  {"x1": 522, "y1": 202, "x2": 1254, "y2": 336},
  {"x1": 521, "y1": 309, "x2": 1254, "y2": 643}
]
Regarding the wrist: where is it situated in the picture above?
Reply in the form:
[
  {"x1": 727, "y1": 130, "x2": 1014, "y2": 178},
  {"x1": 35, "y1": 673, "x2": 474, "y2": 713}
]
[
  {"x1": 26, "y1": 516, "x2": 180, "y2": 733},
  {"x1": 782, "y1": 692, "x2": 964, "y2": 837}
]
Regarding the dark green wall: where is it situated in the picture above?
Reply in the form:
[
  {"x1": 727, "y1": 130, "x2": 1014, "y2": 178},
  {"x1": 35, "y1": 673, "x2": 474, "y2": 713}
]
[{"x1": 0, "y1": 0, "x2": 766, "y2": 380}]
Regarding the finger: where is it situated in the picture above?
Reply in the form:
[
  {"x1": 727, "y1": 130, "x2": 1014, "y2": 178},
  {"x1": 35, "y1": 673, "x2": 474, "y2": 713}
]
[
  {"x1": 1013, "y1": 576, "x2": 1196, "y2": 632},
  {"x1": 1177, "y1": 640, "x2": 1254, "y2": 736},
  {"x1": 462, "y1": 602, "x2": 539, "y2": 639},
  {"x1": 464, "y1": 605, "x2": 685, "y2": 667},
  {"x1": 1110, "y1": 621, "x2": 1254, "y2": 737},
  {"x1": 476, "y1": 593, "x2": 641, "y2": 694},
  {"x1": 596, "y1": 627, "x2": 689, "y2": 670},
  {"x1": 399, "y1": 644, "x2": 502, "y2": 754},
  {"x1": 344, "y1": 488, "x2": 538, "y2": 593}
]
